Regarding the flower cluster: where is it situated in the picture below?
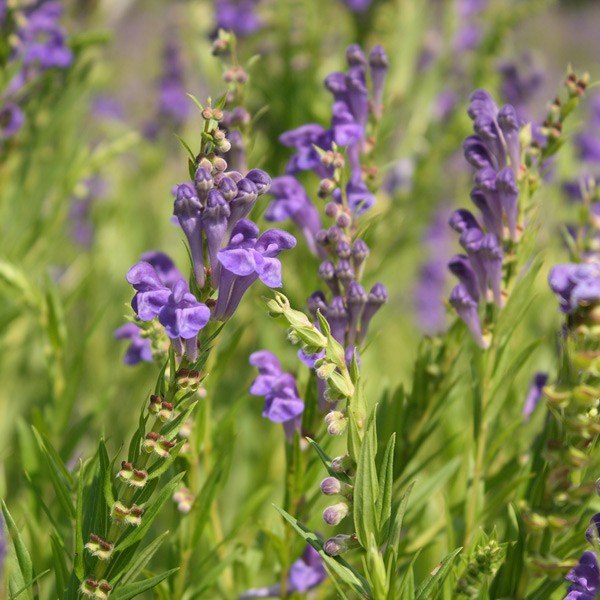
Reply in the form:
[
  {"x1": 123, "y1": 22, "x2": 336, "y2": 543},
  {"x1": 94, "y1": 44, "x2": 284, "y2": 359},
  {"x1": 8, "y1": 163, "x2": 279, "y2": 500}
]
[
  {"x1": 562, "y1": 514, "x2": 600, "y2": 600},
  {"x1": 120, "y1": 114, "x2": 295, "y2": 363},
  {"x1": 549, "y1": 263, "x2": 600, "y2": 316},
  {"x1": 448, "y1": 90, "x2": 522, "y2": 347},
  {"x1": 1, "y1": 1, "x2": 73, "y2": 142}
]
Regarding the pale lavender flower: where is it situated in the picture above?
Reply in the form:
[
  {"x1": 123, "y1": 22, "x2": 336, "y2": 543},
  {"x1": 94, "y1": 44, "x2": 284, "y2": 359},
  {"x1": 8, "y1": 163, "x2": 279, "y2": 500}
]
[
  {"x1": 215, "y1": 0, "x2": 262, "y2": 37},
  {"x1": 127, "y1": 262, "x2": 172, "y2": 321}
]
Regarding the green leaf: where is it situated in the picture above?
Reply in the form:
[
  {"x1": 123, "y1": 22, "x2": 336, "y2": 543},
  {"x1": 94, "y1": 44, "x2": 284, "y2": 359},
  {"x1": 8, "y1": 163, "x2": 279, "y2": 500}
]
[
  {"x1": 305, "y1": 438, "x2": 352, "y2": 485},
  {"x1": 182, "y1": 548, "x2": 241, "y2": 600},
  {"x1": 74, "y1": 461, "x2": 85, "y2": 581},
  {"x1": 174, "y1": 135, "x2": 196, "y2": 162},
  {"x1": 115, "y1": 472, "x2": 185, "y2": 552},
  {"x1": 353, "y1": 408, "x2": 379, "y2": 548},
  {"x1": 376, "y1": 433, "x2": 396, "y2": 545},
  {"x1": 50, "y1": 534, "x2": 69, "y2": 596},
  {"x1": 119, "y1": 531, "x2": 170, "y2": 587},
  {"x1": 186, "y1": 93, "x2": 204, "y2": 112},
  {"x1": 397, "y1": 549, "x2": 421, "y2": 600},
  {"x1": 389, "y1": 481, "x2": 415, "y2": 551},
  {"x1": 104, "y1": 449, "x2": 120, "y2": 510},
  {"x1": 1, "y1": 501, "x2": 34, "y2": 600},
  {"x1": 214, "y1": 91, "x2": 229, "y2": 110},
  {"x1": 273, "y1": 505, "x2": 371, "y2": 599},
  {"x1": 8, "y1": 569, "x2": 50, "y2": 600},
  {"x1": 161, "y1": 401, "x2": 198, "y2": 440},
  {"x1": 109, "y1": 568, "x2": 179, "y2": 600},
  {"x1": 414, "y1": 547, "x2": 462, "y2": 600}
]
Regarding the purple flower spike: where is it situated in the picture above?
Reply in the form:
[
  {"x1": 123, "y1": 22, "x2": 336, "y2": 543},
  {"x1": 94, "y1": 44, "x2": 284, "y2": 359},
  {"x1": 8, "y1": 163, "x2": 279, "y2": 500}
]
[
  {"x1": 358, "y1": 283, "x2": 388, "y2": 344},
  {"x1": 335, "y1": 258, "x2": 355, "y2": 294},
  {"x1": 127, "y1": 262, "x2": 172, "y2": 321},
  {"x1": 217, "y1": 175, "x2": 238, "y2": 202},
  {"x1": 225, "y1": 178, "x2": 258, "y2": 241},
  {"x1": 470, "y1": 188, "x2": 503, "y2": 242},
  {"x1": 246, "y1": 169, "x2": 271, "y2": 195},
  {"x1": 324, "y1": 72, "x2": 348, "y2": 103},
  {"x1": 467, "y1": 89, "x2": 499, "y2": 121},
  {"x1": 174, "y1": 183, "x2": 205, "y2": 288},
  {"x1": 448, "y1": 255, "x2": 480, "y2": 302},
  {"x1": 496, "y1": 167, "x2": 519, "y2": 240},
  {"x1": 157, "y1": 280, "x2": 210, "y2": 359},
  {"x1": 564, "y1": 551, "x2": 600, "y2": 600},
  {"x1": 319, "y1": 260, "x2": 341, "y2": 296},
  {"x1": 369, "y1": 45, "x2": 388, "y2": 119},
  {"x1": 0, "y1": 102, "x2": 25, "y2": 140},
  {"x1": 203, "y1": 190, "x2": 231, "y2": 289},
  {"x1": 266, "y1": 176, "x2": 325, "y2": 257},
  {"x1": 330, "y1": 101, "x2": 364, "y2": 148},
  {"x1": 140, "y1": 251, "x2": 185, "y2": 289},
  {"x1": 498, "y1": 105, "x2": 521, "y2": 176},
  {"x1": 449, "y1": 284, "x2": 488, "y2": 348},
  {"x1": 347, "y1": 282, "x2": 367, "y2": 345},
  {"x1": 326, "y1": 296, "x2": 349, "y2": 344},
  {"x1": 449, "y1": 209, "x2": 480, "y2": 234},
  {"x1": 463, "y1": 135, "x2": 494, "y2": 170},
  {"x1": 114, "y1": 323, "x2": 153, "y2": 365},
  {"x1": 474, "y1": 114, "x2": 507, "y2": 170},
  {"x1": 459, "y1": 227, "x2": 488, "y2": 298},
  {"x1": 523, "y1": 372, "x2": 548, "y2": 420},
  {"x1": 478, "y1": 234, "x2": 504, "y2": 306}
]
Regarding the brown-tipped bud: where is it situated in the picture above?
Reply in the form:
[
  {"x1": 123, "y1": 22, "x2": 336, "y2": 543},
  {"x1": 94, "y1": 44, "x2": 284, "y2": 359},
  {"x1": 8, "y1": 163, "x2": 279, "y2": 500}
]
[
  {"x1": 81, "y1": 579, "x2": 99, "y2": 597},
  {"x1": 202, "y1": 107, "x2": 214, "y2": 120},
  {"x1": 235, "y1": 66, "x2": 248, "y2": 83},
  {"x1": 110, "y1": 501, "x2": 130, "y2": 524},
  {"x1": 568, "y1": 73, "x2": 577, "y2": 82},
  {"x1": 96, "y1": 581, "x2": 113, "y2": 600},
  {"x1": 149, "y1": 395, "x2": 162, "y2": 414},
  {"x1": 213, "y1": 109, "x2": 224, "y2": 121},
  {"x1": 212, "y1": 38, "x2": 229, "y2": 56},
  {"x1": 155, "y1": 437, "x2": 177, "y2": 458},
  {"x1": 198, "y1": 156, "x2": 213, "y2": 172},
  {"x1": 126, "y1": 505, "x2": 144, "y2": 527},
  {"x1": 177, "y1": 368, "x2": 190, "y2": 387},
  {"x1": 85, "y1": 533, "x2": 113, "y2": 560},
  {"x1": 213, "y1": 156, "x2": 228, "y2": 172},
  {"x1": 318, "y1": 178, "x2": 337, "y2": 199},
  {"x1": 223, "y1": 66, "x2": 236, "y2": 82},
  {"x1": 332, "y1": 153, "x2": 345, "y2": 169},
  {"x1": 321, "y1": 151, "x2": 334, "y2": 166},
  {"x1": 159, "y1": 401, "x2": 174, "y2": 422}
]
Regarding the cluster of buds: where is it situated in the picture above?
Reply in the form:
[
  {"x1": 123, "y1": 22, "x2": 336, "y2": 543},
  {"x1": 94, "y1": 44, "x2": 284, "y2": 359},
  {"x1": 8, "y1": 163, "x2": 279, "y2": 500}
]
[
  {"x1": 117, "y1": 461, "x2": 148, "y2": 488},
  {"x1": 176, "y1": 368, "x2": 203, "y2": 391},
  {"x1": 148, "y1": 395, "x2": 174, "y2": 421},
  {"x1": 223, "y1": 65, "x2": 248, "y2": 84},
  {"x1": 85, "y1": 534, "x2": 113, "y2": 561},
  {"x1": 317, "y1": 146, "x2": 346, "y2": 200},
  {"x1": 324, "y1": 409, "x2": 348, "y2": 436},
  {"x1": 454, "y1": 539, "x2": 502, "y2": 597},
  {"x1": 80, "y1": 579, "x2": 113, "y2": 600},
  {"x1": 173, "y1": 486, "x2": 195, "y2": 514},
  {"x1": 143, "y1": 432, "x2": 177, "y2": 458},
  {"x1": 110, "y1": 501, "x2": 144, "y2": 527}
]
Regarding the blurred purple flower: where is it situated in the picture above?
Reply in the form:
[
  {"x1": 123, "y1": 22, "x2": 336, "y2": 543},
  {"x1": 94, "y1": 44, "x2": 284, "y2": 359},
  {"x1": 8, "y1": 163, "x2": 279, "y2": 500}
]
[
  {"x1": 449, "y1": 283, "x2": 488, "y2": 348},
  {"x1": 342, "y1": 0, "x2": 372, "y2": 12},
  {"x1": 114, "y1": 323, "x2": 153, "y2": 366},
  {"x1": 215, "y1": 0, "x2": 262, "y2": 37},
  {"x1": 0, "y1": 102, "x2": 25, "y2": 140},
  {"x1": 522, "y1": 372, "x2": 547, "y2": 420},
  {"x1": 549, "y1": 263, "x2": 600, "y2": 314},
  {"x1": 564, "y1": 551, "x2": 600, "y2": 600}
]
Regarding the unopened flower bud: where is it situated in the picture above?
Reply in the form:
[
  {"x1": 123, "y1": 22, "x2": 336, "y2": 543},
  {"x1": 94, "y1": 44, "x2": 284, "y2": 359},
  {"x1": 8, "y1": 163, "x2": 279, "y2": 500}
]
[
  {"x1": 321, "y1": 151, "x2": 334, "y2": 166},
  {"x1": 85, "y1": 534, "x2": 113, "y2": 561},
  {"x1": 143, "y1": 431, "x2": 159, "y2": 453},
  {"x1": 117, "y1": 461, "x2": 133, "y2": 482},
  {"x1": 213, "y1": 109, "x2": 224, "y2": 121},
  {"x1": 323, "y1": 502, "x2": 351, "y2": 525},
  {"x1": 316, "y1": 229, "x2": 329, "y2": 246},
  {"x1": 328, "y1": 226, "x2": 343, "y2": 244},
  {"x1": 307, "y1": 290, "x2": 328, "y2": 317},
  {"x1": 336, "y1": 212, "x2": 351, "y2": 229},
  {"x1": 352, "y1": 239, "x2": 370, "y2": 279},
  {"x1": 213, "y1": 156, "x2": 228, "y2": 172},
  {"x1": 318, "y1": 178, "x2": 337, "y2": 198},
  {"x1": 336, "y1": 258, "x2": 355, "y2": 292},
  {"x1": 95, "y1": 581, "x2": 113, "y2": 600},
  {"x1": 158, "y1": 401, "x2": 174, "y2": 422},
  {"x1": 336, "y1": 240, "x2": 352, "y2": 259},
  {"x1": 325, "y1": 410, "x2": 348, "y2": 436},
  {"x1": 324, "y1": 533, "x2": 360, "y2": 556},
  {"x1": 198, "y1": 156, "x2": 214, "y2": 172},
  {"x1": 346, "y1": 43, "x2": 366, "y2": 67},
  {"x1": 319, "y1": 260, "x2": 341, "y2": 296},
  {"x1": 217, "y1": 176, "x2": 238, "y2": 201},
  {"x1": 325, "y1": 202, "x2": 340, "y2": 218},
  {"x1": 177, "y1": 368, "x2": 190, "y2": 388},
  {"x1": 217, "y1": 139, "x2": 232, "y2": 153},
  {"x1": 246, "y1": 169, "x2": 272, "y2": 195},
  {"x1": 320, "y1": 477, "x2": 352, "y2": 496},
  {"x1": 201, "y1": 108, "x2": 214, "y2": 120},
  {"x1": 155, "y1": 437, "x2": 176, "y2": 458},
  {"x1": 316, "y1": 361, "x2": 337, "y2": 379},
  {"x1": 331, "y1": 453, "x2": 355, "y2": 476},
  {"x1": 332, "y1": 153, "x2": 345, "y2": 169},
  {"x1": 235, "y1": 66, "x2": 248, "y2": 83},
  {"x1": 212, "y1": 38, "x2": 229, "y2": 56},
  {"x1": 148, "y1": 395, "x2": 162, "y2": 415},
  {"x1": 80, "y1": 579, "x2": 99, "y2": 597},
  {"x1": 126, "y1": 505, "x2": 144, "y2": 527}
]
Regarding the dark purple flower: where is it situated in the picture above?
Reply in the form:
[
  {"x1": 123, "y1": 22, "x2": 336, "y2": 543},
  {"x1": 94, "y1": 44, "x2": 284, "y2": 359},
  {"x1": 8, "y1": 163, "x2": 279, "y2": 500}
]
[
  {"x1": 0, "y1": 102, "x2": 25, "y2": 140},
  {"x1": 280, "y1": 124, "x2": 332, "y2": 179},
  {"x1": 249, "y1": 350, "x2": 304, "y2": 440},
  {"x1": 347, "y1": 282, "x2": 367, "y2": 344},
  {"x1": 326, "y1": 296, "x2": 348, "y2": 345},
  {"x1": 226, "y1": 177, "x2": 259, "y2": 239},
  {"x1": 459, "y1": 227, "x2": 487, "y2": 298},
  {"x1": 449, "y1": 209, "x2": 480, "y2": 234},
  {"x1": 213, "y1": 220, "x2": 296, "y2": 320},
  {"x1": 549, "y1": 263, "x2": 600, "y2": 314},
  {"x1": 358, "y1": 283, "x2": 388, "y2": 344},
  {"x1": 449, "y1": 284, "x2": 488, "y2": 348},
  {"x1": 173, "y1": 183, "x2": 205, "y2": 288},
  {"x1": 448, "y1": 255, "x2": 480, "y2": 302},
  {"x1": 478, "y1": 234, "x2": 504, "y2": 306},
  {"x1": 369, "y1": 45, "x2": 388, "y2": 119},
  {"x1": 463, "y1": 135, "x2": 495, "y2": 171},
  {"x1": 496, "y1": 167, "x2": 519, "y2": 240},
  {"x1": 114, "y1": 323, "x2": 153, "y2": 365},
  {"x1": 522, "y1": 372, "x2": 548, "y2": 420},
  {"x1": 343, "y1": 0, "x2": 373, "y2": 12},
  {"x1": 266, "y1": 176, "x2": 325, "y2": 258},
  {"x1": 470, "y1": 187, "x2": 503, "y2": 242},
  {"x1": 215, "y1": 0, "x2": 262, "y2": 37},
  {"x1": 203, "y1": 190, "x2": 231, "y2": 289},
  {"x1": 140, "y1": 251, "x2": 185, "y2": 289},
  {"x1": 564, "y1": 551, "x2": 600, "y2": 600},
  {"x1": 497, "y1": 105, "x2": 521, "y2": 176},
  {"x1": 158, "y1": 280, "x2": 210, "y2": 359}
]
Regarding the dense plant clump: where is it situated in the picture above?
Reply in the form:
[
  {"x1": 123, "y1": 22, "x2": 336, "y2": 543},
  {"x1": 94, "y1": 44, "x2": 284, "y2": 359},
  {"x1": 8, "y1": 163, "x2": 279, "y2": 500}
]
[{"x1": 2, "y1": 1, "x2": 600, "y2": 600}]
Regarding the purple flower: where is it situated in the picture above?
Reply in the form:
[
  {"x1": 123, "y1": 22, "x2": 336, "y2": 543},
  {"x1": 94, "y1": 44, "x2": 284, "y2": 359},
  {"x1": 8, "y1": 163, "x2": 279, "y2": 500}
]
[
  {"x1": 279, "y1": 124, "x2": 332, "y2": 179},
  {"x1": 239, "y1": 545, "x2": 325, "y2": 598},
  {"x1": 127, "y1": 262, "x2": 172, "y2": 321},
  {"x1": 449, "y1": 209, "x2": 480, "y2": 234},
  {"x1": 564, "y1": 551, "x2": 600, "y2": 600},
  {"x1": 498, "y1": 57, "x2": 543, "y2": 123},
  {"x1": 213, "y1": 220, "x2": 296, "y2": 320},
  {"x1": 448, "y1": 255, "x2": 480, "y2": 302},
  {"x1": 333, "y1": 179, "x2": 375, "y2": 214},
  {"x1": 215, "y1": 0, "x2": 262, "y2": 37},
  {"x1": 343, "y1": 0, "x2": 373, "y2": 12},
  {"x1": 478, "y1": 233, "x2": 504, "y2": 306},
  {"x1": 173, "y1": 183, "x2": 205, "y2": 288},
  {"x1": 203, "y1": 190, "x2": 231, "y2": 289},
  {"x1": 576, "y1": 133, "x2": 600, "y2": 164},
  {"x1": 358, "y1": 283, "x2": 388, "y2": 344},
  {"x1": 549, "y1": 263, "x2": 600, "y2": 314},
  {"x1": 523, "y1": 372, "x2": 548, "y2": 420},
  {"x1": 369, "y1": 45, "x2": 388, "y2": 120},
  {"x1": 158, "y1": 280, "x2": 211, "y2": 360},
  {"x1": 449, "y1": 284, "x2": 488, "y2": 348},
  {"x1": 0, "y1": 102, "x2": 25, "y2": 140},
  {"x1": 140, "y1": 251, "x2": 185, "y2": 289},
  {"x1": 114, "y1": 323, "x2": 153, "y2": 366},
  {"x1": 249, "y1": 350, "x2": 304, "y2": 439},
  {"x1": 266, "y1": 176, "x2": 325, "y2": 258}
]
